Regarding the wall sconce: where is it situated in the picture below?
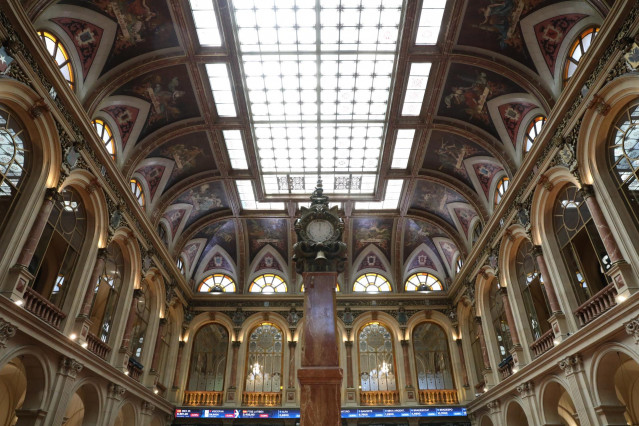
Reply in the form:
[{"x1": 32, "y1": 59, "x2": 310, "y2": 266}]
[
  {"x1": 69, "y1": 333, "x2": 77, "y2": 341},
  {"x1": 14, "y1": 299, "x2": 23, "y2": 306}
]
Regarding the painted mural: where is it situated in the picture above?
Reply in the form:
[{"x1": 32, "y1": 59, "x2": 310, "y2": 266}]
[
  {"x1": 423, "y1": 131, "x2": 492, "y2": 188},
  {"x1": 101, "y1": 105, "x2": 139, "y2": 149},
  {"x1": 255, "y1": 253, "x2": 283, "y2": 273},
  {"x1": 245, "y1": 218, "x2": 289, "y2": 263},
  {"x1": 457, "y1": 0, "x2": 553, "y2": 69},
  {"x1": 114, "y1": 65, "x2": 199, "y2": 141},
  {"x1": 453, "y1": 206, "x2": 478, "y2": 237},
  {"x1": 440, "y1": 64, "x2": 525, "y2": 138},
  {"x1": 498, "y1": 102, "x2": 536, "y2": 146},
  {"x1": 59, "y1": 0, "x2": 179, "y2": 75},
  {"x1": 472, "y1": 162, "x2": 504, "y2": 199},
  {"x1": 407, "y1": 249, "x2": 438, "y2": 272},
  {"x1": 147, "y1": 132, "x2": 216, "y2": 191},
  {"x1": 410, "y1": 180, "x2": 474, "y2": 228},
  {"x1": 356, "y1": 251, "x2": 387, "y2": 273},
  {"x1": 182, "y1": 240, "x2": 203, "y2": 271},
  {"x1": 436, "y1": 240, "x2": 459, "y2": 269},
  {"x1": 51, "y1": 17, "x2": 103, "y2": 79},
  {"x1": 534, "y1": 14, "x2": 588, "y2": 74},
  {"x1": 351, "y1": 217, "x2": 393, "y2": 261},
  {"x1": 162, "y1": 207, "x2": 186, "y2": 237},
  {"x1": 403, "y1": 219, "x2": 448, "y2": 262},
  {"x1": 135, "y1": 164, "x2": 164, "y2": 200},
  {"x1": 195, "y1": 220, "x2": 238, "y2": 267},
  {"x1": 203, "y1": 252, "x2": 233, "y2": 274},
  {"x1": 174, "y1": 181, "x2": 228, "y2": 228}
]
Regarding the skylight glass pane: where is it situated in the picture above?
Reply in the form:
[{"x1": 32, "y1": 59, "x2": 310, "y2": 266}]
[
  {"x1": 232, "y1": 0, "x2": 403, "y2": 196},
  {"x1": 222, "y1": 130, "x2": 248, "y2": 169},
  {"x1": 416, "y1": 0, "x2": 447, "y2": 45},
  {"x1": 391, "y1": 129, "x2": 415, "y2": 169},
  {"x1": 402, "y1": 63, "x2": 431, "y2": 116},
  {"x1": 189, "y1": 0, "x2": 222, "y2": 47},
  {"x1": 236, "y1": 180, "x2": 285, "y2": 210},
  {"x1": 205, "y1": 63, "x2": 237, "y2": 117},
  {"x1": 355, "y1": 179, "x2": 403, "y2": 210}
]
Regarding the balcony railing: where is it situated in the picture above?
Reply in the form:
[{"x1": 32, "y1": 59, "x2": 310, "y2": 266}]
[
  {"x1": 360, "y1": 390, "x2": 400, "y2": 406},
  {"x1": 418, "y1": 389, "x2": 459, "y2": 405},
  {"x1": 183, "y1": 391, "x2": 224, "y2": 406},
  {"x1": 498, "y1": 355, "x2": 514, "y2": 379},
  {"x1": 86, "y1": 332, "x2": 111, "y2": 360},
  {"x1": 574, "y1": 283, "x2": 617, "y2": 327},
  {"x1": 127, "y1": 357, "x2": 143, "y2": 381},
  {"x1": 530, "y1": 328, "x2": 555, "y2": 358},
  {"x1": 242, "y1": 392, "x2": 281, "y2": 406},
  {"x1": 23, "y1": 287, "x2": 66, "y2": 329}
]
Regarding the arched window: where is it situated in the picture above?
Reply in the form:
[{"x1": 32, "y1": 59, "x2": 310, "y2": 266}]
[
  {"x1": 187, "y1": 323, "x2": 228, "y2": 392},
  {"x1": 455, "y1": 256, "x2": 463, "y2": 274},
  {"x1": 89, "y1": 243, "x2": 125, "y2": 344},
  {"x1": 29, "y1": 187, "x2": 86, "y2": 310},
  {"x1": 157, "y1": 223, "x2": 168, "y2": 246},
  {"x1": 198, "y1": 273, "x2": 236, "y2": 293},
  {"x1": 130, "y1": 179, "x2": 145, "y2": 207},
  {"x1": 177, "y1": 257, "x2": 185, "y2": 276},
  {"x1": 353, "y1": 273, "x2": 392, "y2": 293},
  {"x1": 244, "y1": 323, "x2": 283, "y2": 397},
  {"x1": 404, "y1": 272, "x2": 443, "y2": 292},
  {"x1": 468, "y1": 312, "x2": 484, "y2": 385},
  {"x1": 0, "y1": 104, "x2": 29, "y2": 235},
  {"x1": 515, "y1": 240, "x2": 550, "y2": 340},
  {"x1": 553, "y1": 185, "x2": 610, "y2": 306},
  {"x1": 494, "y1": 176, "x2": 509, "y2": 206},
  {"x1": 249, "y1": 274, "x2": 287, "y2": 293},
  {"x1": 524, "y1": 116, "x2": 546, "y2": 154},
  {"x1": 563, "y1": 27, "x2": 599, "y2": 83},
  {"x1": 131, "y1": 280, "x2": 152, "y2": 361},
  {"x1": 92, "y1": 119, "x2": 115, "y2": 159},
  {"x1": 488, "y1": 281, "x2": 512, "y2": 362},
  {"x1": 37, "y1": 30, "x2": 74, "y2": 89},
  {"x1": 471, "y1": 221, "x2": 483, "y2": 246},
  {"x1": 358, "y1": 323, "x2": 397, "y2": 392},
  {"x1": 609, "y1": 100, "x2": 639, "y2": 227},
  {"x1": 412, "y1": 323, "x2": 454, "y2": 392}
]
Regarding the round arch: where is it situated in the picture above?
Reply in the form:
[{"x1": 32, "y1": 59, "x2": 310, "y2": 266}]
[
  {"x1": 0, "y1": 346, "x2": 53, "y2": 417},
  {"x1": 113, "y1": 401, "x2": 137, "y2": 426},
  {"x1": 538, "y1": 376, "x2": 580, "y2": 426},
  {"x1": 504, "y1": 398, "x2": 530, "y2": 426},
  {"x1": 63, "y1": 378, "x2": 102, "y2": 426}
]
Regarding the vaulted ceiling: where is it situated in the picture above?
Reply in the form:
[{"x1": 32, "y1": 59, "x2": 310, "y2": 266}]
[{"x1": 25, "y1": 0, "x2": 610, "y2": 294}]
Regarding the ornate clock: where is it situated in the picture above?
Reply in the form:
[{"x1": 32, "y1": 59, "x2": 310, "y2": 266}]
[{"x1": 293, "y1": 180, "x2": 347, "y2": 273}]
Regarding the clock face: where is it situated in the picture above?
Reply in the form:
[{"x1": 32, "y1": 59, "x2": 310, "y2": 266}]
[{"x1": 306, "y1": 219, "x2": 333, "y2": 242}]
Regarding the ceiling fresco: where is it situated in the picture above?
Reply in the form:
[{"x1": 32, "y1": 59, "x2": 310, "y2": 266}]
[{"x1": 27, "y1": 0, "x2": 608, "y2": 293}]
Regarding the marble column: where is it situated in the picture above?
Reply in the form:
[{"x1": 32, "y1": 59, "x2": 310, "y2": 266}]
[
  {"x1": 172, "y1": 341, "x2": 186, "y2": 389},
  {"x1": 344, "y1": 340, "x2": 356, "y2": 405},
  {"x1": 4, "y1": 188, "x2": 59, "y2": 302},
  {"x1": 73, "y1": 248, "x2": 107, "y2": 344},
  {"x1": 499, "y1": 287, "x2": 525, "y2": 368},
  {"x1": 400, "y1": 340, "x2": 417, "y2": 403},
  {"x1": 225, "y1": 340, "x2": 241, "y2": 403},
  {"x1": 532, "y1": 245, "x2": 570, "y2": 342},
  {"x1": 580, "y1": 185, "x2": 638, "y2": 299},
  {"x1": 119, "y1": 289, "x2": 142, "y2": 352},
  {"x1": 285, "y1": 341, "x2": 297, "y2": 404},
  {"x1": 298, "y1": 272, "x2": 342, "y2": 426},
  {"x1": 456, "y1": 340, "x2": 469, "y2": 388},
  {"x1": 149, "y1": 318, "x2": 168, "y2": 374},
  {"x1": 474, "y1": 317, "x2": 491, "y2": 371}
]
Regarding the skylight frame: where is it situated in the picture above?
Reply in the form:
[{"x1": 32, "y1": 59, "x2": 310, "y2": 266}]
[
  {"x1": 415, "y1": 0, "x2": 447, "y2": 45},
  {"x1": 222, "y1": 129, "x2": 249, "y2": 170}
]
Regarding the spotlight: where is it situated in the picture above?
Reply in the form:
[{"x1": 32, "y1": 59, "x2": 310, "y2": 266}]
[{"x1": 69, "y1": 333, "x2": 77, "y2": 340}]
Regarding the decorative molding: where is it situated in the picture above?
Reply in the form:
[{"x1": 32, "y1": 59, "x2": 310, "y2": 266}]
[
  {"x1": 58, "y1": 356, "x2": 83, "y2": 378},
  {"x1": 107, "y1": 383, "x2": 126, "y2": 400},
  {"x1": 558, "y1": 354, "x2": 583, "y2": 375},
  {"x1": 487, "y1": 400, "x2": 500, "y2": 413},
  {"x1": 516, "y1": 381, "x2": 534, "y2": 397},
  {"x1": 141, "y1": 401, "x2": 156, "y2": 415},
  {"x1": 0, "y1": 318, "x2": 17, "y2": 348},
  {"x1": 624, "y1": 314, "x2": 639, "y2": 344}
]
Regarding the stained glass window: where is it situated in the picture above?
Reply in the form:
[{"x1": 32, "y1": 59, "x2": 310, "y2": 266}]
[
  {"x1": 130, "y1": 179, "x2": 145, "y2": 207},
  {"x1": 92, "y1": 119, "x2": 116, "y2": 159},
  {"x1": 249, "y1": 274, "x2": 287, "y2": 293},
  {"x1": 524, "y1": 116, "x2": 545, "y2": 154},
  {"x1": 38, "y1": 31, "x2": 74, "y2": 89},
  {"x1": 353, "y1": 273, "x2": 391, "y2": 293},
  {"x1": 188, "y1": 323, "x2": 229, "y2": 392},
  {"x1": 494, "y1": 176, "x2": 509, "y2": 206},
  {"x1": 404, "y1": 272, "x2": 443, "y2": 292},
  {"x1": 455, "y1": 256, "x2": 463, "y2": 275},
  {"x1": 244, "y1": 323, "x2": 283, "y2": 394},
  {"x1": 0, "y1": 105, "x2": 29, "y2": 234},
  {"x1": 413, "y1": 323, "x2": 454, "y2": 390},
  {"x1": 198, "y1": 274, "x2": 236, "y2": 293},
  {"x1": 564, "y1": 27, "x2": 599, "y2": 83},
  {"x1": 358, "y1": 323, "x2": 396, "y2": 392}
]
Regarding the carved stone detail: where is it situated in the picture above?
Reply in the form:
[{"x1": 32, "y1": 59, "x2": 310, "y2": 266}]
[
  {"x1": 141, "y1": 401, "x2": 156, "y2": 414},
  {"x1": 107, "y1": 383, "x2": 126, "y2": 400},
  {"x1": 516, "y1": 381, "x2": 534, "y2": 397},
  {"x1": 487, "y1": 400, "x2": 500, "y2": 413},
  {"x1": 58, "y1": 356, "x2": 83, "y2": 378},
  {"x1": 558, "y1": 354, "x2": 583, "y2": 375},
  {"x1": 0, "y1": 318, "x2": 17, "y2": 348},
  {"x1": 624, "y1": 315, "x2": 639, "y2": 344}
]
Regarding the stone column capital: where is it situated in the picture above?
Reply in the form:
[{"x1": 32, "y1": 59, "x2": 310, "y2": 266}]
[
  {"x1": 516, "y1": 380, "x2": 534, "y2": 397},
  {"x1": 132, "y1": 288, "x2": 143, "y2": 299},
  {"x1": 232, "y1": 340, "x2": 241, "y2": 348},
  {"x1": 578, "y1": 184, "x2": 595, "y2": 199},
  {"x1": 531, "y1": 245, "x2": 544, "y2": 257},
  {"x1": 58, "y1": 356, "x2": 83, "y2": 378},
  {"x1": 288, "y1": 340, "x2": 297, "y2": 349},
  {"x1": 558, "y1": 354, "x2": 583, "y2": 375},
  {"x1": 400, "y1": 339, "x2": 409, "y2": 347},
  {"x1": 344, "y1": 340, "x2": 353, "y2": 349},
  {"x1": 107, "y1": 383, "x2": 126, "y2": 401},
  {"x1": 0, "y1": 318, "x2": 17, "y2": 349}
]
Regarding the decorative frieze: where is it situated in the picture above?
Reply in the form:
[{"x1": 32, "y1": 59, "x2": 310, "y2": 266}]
[{"x1": 0, "y1": 318, "x2": 17, "y2": 348}]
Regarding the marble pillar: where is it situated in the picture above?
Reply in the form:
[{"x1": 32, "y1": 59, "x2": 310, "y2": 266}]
[
  {"x1": 149, "y1": 318, "x2": 168, "y2": 374},
  {"x1": 344, "y1": 341, "x2": 356, "y2": 405},
  {"x1": 400, "y1": 340, "x2": 417, "y2": 402},
  {"x1": 117, "y1": 289, "x2": 142, "y2": 372},
  {"x1": 73, "y1": 248, "x2": 107, "y2": 344},
  {"x1": 226, "y1": 341, "x2": 241, "y2": 403},
  {"x1": 533, "y1": 245, "x2": 570, "y2": 341},
  {"x1": 285, "y1": 341, "x2": 297, "y2": 404},
  {"x1": 298, "y1": 272, "x2": 342, "y2": 426},
  {"x1": 456, "y1": 339, "x2": 469, "y2": 388},
  {"x1": 499, "y1": 287, "x2": 525, "y2": 368}
]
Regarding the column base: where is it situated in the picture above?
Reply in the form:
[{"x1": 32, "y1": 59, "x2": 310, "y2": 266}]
[
  {"x1": 72, "y1": 316, "x2": 92, "y2": 346},
  {"x1": 344, "y1": 387, "x2": 357, "y2": 406},
  {"x1": 2, "y1": 264, "x2": 33, "y2": 302},
  {"x1": 607, "y1": 260, "x2": 639, "y2": 302},
  {"x1": 549, "y1": 312, "x2": 570, "y2": 343},
  {"x1": 594, "y1": 404, "x2": 628, "y2": 425},
  {"x1": 14, "y1": 409, "x2": 47, "y2": 426},
  {"x1": 403, "y1": 386, "x2": 418, "y2": 405},
  {"x1": 509, "y1": 344, "x2": 526, "y2": 370},
  {"x1": 116, "y1": 348, "x2": 131, "y2": 374},
  {"x1": 225, "y1": 387, "x2": 237, "y2": 404},
  {"x1": 284, "y1": 387, "x2": 297, "y2": 405},
  {"x1": 298, "y1": 367, "x2": 342, "y2": 426}
]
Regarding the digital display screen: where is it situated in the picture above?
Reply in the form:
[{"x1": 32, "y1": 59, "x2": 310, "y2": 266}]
[{"x1": 175, "y1": 407, "x2": 467, "y2": 419}]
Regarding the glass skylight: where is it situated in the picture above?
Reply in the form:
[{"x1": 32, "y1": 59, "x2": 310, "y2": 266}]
[
  {"x1": 355, "y1": 179, "x2": 403, "y2": 210},
  {"x1": 189, "y1": 0, "x2": 222, "y2": 47},
  {"x1": 391, "y1": 129, "x2": 415, "y2": 169},
  {"x1": 402, "y1": 63, "x2": 431, "y2": 116},
  {"x1": 205, "y1": 63, "x2": 237, "y2": 117},
  {"x1": 416, "y1": 0, "x2": 447, "y2": 45},
  {"x1": 236, "y1": 180, "x2": 285, "y2": 210},
  {"x1": 231, "y1": 0, "x2": 403, "y2": 195},
  {"x1": 222, "y1": 130, "x2": 248, "y2": 169}
]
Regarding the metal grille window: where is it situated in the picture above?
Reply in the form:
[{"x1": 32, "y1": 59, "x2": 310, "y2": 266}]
[
  {"x1": 90, "y1": 243, "x2": 125, "y2": 343},
  {"x1": 198, "y1": 273, "x2": 236, "y2": 293},
  {"x1": 524, "y1": 116, "x2": 545, "y2": 154},
  {"x1": 563, "y1": 27, "x2": 599, "y2": 83},
  {"x1": 358, "y1": 322, "x2": 396, "y2": 392},
  {"x1": 92, "y1": 119, "x2": 116, "y2": 159},
  {"x1": 130, "y1": 179, "x2": 145, "y2": 207},
  {"x1": 38, "y1": 30, "x2": 74, "y2": 89},
  {"x1": 188, "y1": 323, "x2": 228, "y2": 392},
  {"x1": 353, "y1": 273, "x2": 391, "y2": 293},
  {"x1": 553, "y1": 185, "x2": 610, "y2": 305},
  {"x1": 515, "y1": 240, "x2": 550, "y2": 340},
  {"x1": 413, "y1": 322, "x2": 454, "y2": 390},
  {"x1": 0, "y1": 105, "x2": 29, "y2": 234},
  {"x1": 244, "y1": 323, "x2": 283, "y2": 393},
  {"x1": 249, "y1": 274, "x2": 287, "y2": 293},
  {"x1": 404, "y1": 272, "x2": 443, "y2": 292}
]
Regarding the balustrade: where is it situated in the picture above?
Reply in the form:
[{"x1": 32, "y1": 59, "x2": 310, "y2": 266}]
[
  {"x1": 183, "y1": 391, "x2": 224, "y2": 406},
  {"x1": 241, "y1": 392, "x2": 282, "y2": 407},
  {"x1": 574, "y1": 283, "x2": 617, "y2": 327},
  {"x1": 127, "y1": 357, "x2": 143, "y2": 381},
  {"x1": 360, "y1": 390, "x2": 400, "y2": 406},
  {"x1": 23, "y1": 287, "x2": 66, "y2": 329},
  {"x1": 86, "y1": 332, "x2": 111, "y2": 360},
  {"x1": 498, "y1": 355, "x2": 514, "y2": 379},
  {"x1": 530, "y1": 328, "x2": 555, "y2": 358},
  {"x1": 418, "y1": 389, "x2": 459, "y2": 405}
]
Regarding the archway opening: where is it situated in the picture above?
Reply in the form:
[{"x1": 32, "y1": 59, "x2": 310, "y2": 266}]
[
  {"x1": 506, "y1": 401, "x2": 529, "y2": 426},
  {"x1": 596, "y1": 351, "x2": 639, "y2": 424},
  {"x1": 542, "y1": 381, "x2": 579, "y2": 425}
]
